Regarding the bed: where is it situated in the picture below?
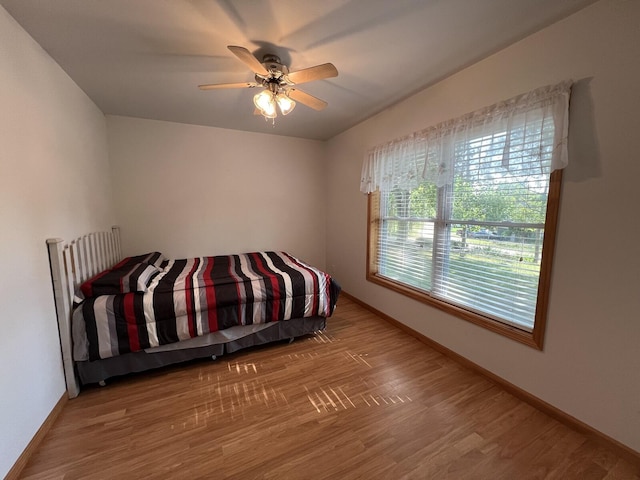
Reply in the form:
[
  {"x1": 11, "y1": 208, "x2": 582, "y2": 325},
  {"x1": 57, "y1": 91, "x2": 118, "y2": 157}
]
[{"x1": 47, "y1": 227, "x2": 340, "y2": 398}]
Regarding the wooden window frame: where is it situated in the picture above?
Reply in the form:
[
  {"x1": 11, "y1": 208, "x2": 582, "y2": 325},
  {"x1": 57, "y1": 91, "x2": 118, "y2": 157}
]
[{"x1": 366, "y1": 170, "x2": 563, "y2": 350}]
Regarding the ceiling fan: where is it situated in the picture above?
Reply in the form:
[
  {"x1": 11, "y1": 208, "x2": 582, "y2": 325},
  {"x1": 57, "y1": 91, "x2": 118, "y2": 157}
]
[{"x1": 198, "y1": 46, "x2": 338, "y2": 120}]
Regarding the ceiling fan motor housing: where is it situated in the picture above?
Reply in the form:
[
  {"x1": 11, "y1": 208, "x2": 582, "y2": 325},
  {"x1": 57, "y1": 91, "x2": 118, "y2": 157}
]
[{"x1": 256, "y1": 54, "x2": 289, "y2": 84}]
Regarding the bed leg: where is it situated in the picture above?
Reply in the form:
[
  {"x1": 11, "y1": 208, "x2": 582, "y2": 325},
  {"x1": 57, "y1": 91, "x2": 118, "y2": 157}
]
[
  {"x1": 98, "y1": 380, "x2": 106, "y2": 387},
  {"x1": 211, "y1": 355, "x2": 217, "y2": 361},
  {"x1": 289, "y1": 337, "x2": 295, "y2": 344}
]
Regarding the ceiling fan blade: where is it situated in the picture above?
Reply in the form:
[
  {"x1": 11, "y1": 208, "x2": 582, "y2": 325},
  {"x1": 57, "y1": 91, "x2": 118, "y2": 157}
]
[
  {"x1": 227, "y1": 45, "x2": 268, "y2": 76},
  {"x1": 288, "y1": 89, "x2": 328, "y2": 111},
  {"x1": 286, "y1": 63, "x2": 338, "y2": 85},
  {"x1": 198, "y1": 82, "x2": 259, "y2": 90}
]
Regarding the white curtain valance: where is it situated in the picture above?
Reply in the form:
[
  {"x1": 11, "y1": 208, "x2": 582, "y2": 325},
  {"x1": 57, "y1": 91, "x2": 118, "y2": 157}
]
[{"x1": 360, "y1": 81, "x2": 572, "y2": 194}]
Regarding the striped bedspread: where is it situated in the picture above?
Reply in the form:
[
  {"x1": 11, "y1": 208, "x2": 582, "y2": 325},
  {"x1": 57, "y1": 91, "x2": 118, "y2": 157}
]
[{"x1": 77, "y1": 251, "x2": 339, "y2": 361}]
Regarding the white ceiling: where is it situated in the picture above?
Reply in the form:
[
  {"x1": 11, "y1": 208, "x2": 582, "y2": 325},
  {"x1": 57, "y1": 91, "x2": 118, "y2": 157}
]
[{"x1": 2, "y1": 0, "x2": 596, "y2": 140}]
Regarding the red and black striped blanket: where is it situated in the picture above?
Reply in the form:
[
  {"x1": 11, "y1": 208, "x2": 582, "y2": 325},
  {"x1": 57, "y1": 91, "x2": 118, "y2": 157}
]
[{"x1": 76, "y1": 251, "x2": 340, "y2": 361}]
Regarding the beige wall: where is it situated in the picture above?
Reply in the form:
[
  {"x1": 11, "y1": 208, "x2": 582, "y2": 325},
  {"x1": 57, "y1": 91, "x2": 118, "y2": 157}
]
[
  {"x1": 326, "y1": 0, "x2": 640, "y2": 452},
  {"x1": 107, "y1": 116, "x2": 327, "y2": 269},
  {"x1": 0, "y1": 7, "x2": 115, "y2": 478}
]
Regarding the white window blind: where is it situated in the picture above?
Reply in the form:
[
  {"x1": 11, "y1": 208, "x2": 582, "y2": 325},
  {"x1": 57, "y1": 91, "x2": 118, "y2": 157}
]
[{"x1": 364, "y1": 82, "x2": 571, "y2": 332}]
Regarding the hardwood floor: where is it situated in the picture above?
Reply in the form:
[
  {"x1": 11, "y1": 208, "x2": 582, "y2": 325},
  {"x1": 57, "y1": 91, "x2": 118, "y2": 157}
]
[{"x1": 19, "y1": 297, "x2": 639, "y2": 479}]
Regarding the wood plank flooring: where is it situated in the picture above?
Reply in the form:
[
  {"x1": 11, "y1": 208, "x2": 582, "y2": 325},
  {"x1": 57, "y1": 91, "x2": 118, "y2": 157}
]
[{"x1": 19, "y1": 297, "x2": 640, "y2": 479}]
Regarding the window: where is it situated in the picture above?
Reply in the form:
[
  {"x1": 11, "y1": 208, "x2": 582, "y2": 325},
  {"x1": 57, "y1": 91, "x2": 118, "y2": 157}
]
[{"x1": 362, "y1": 82, "x2": 571, "y2": 349}]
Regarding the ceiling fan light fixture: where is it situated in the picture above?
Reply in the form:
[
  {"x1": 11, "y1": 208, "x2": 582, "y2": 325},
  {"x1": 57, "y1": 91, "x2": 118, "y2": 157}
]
[
  {"x1": 253, "y1": 89, "x2": 277, "y2": 118},
  {"x1": 276, "y1": 92, "x2": 296, "y2": 115}
]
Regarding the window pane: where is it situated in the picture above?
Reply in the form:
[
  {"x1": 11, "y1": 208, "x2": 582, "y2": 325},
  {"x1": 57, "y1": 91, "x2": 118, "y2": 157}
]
[
  {"x1": 409, "y1": 183, "x2": 437, "y2": 218},
  {"x1": 434, "y1": 224, "x2": 543, "y2": 331},
  {"x1": 452, "y1": 126, "x2": 551, "y2": 225},
  {"x1": 378, "y1": 218, "x2": 434, "y2": 292}
]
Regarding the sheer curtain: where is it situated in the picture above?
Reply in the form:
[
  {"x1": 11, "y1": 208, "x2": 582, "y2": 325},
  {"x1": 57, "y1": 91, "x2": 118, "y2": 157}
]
[{"x1": 360, "y1": 81, "x2": 572, "y2": 194}]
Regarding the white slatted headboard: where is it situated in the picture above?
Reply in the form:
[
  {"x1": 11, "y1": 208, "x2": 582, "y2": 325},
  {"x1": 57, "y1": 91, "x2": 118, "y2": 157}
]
[{"x1": 47, "y1": 226, "x2": 122, "y2": 398}]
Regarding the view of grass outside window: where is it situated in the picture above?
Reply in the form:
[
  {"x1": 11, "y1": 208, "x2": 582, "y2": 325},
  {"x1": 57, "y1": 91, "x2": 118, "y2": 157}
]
[{"x1": 365, "y1": 87, "x2": 568, "y2": 348}]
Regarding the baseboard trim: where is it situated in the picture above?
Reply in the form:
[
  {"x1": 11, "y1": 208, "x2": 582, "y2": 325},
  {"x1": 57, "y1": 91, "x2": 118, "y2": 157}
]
[
  {"x1": 5, "y1": 393, "x2": 68, "y2": 480},
  {"x1": 340, "y1": 291, "x2": 640, "y2": 465}
]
